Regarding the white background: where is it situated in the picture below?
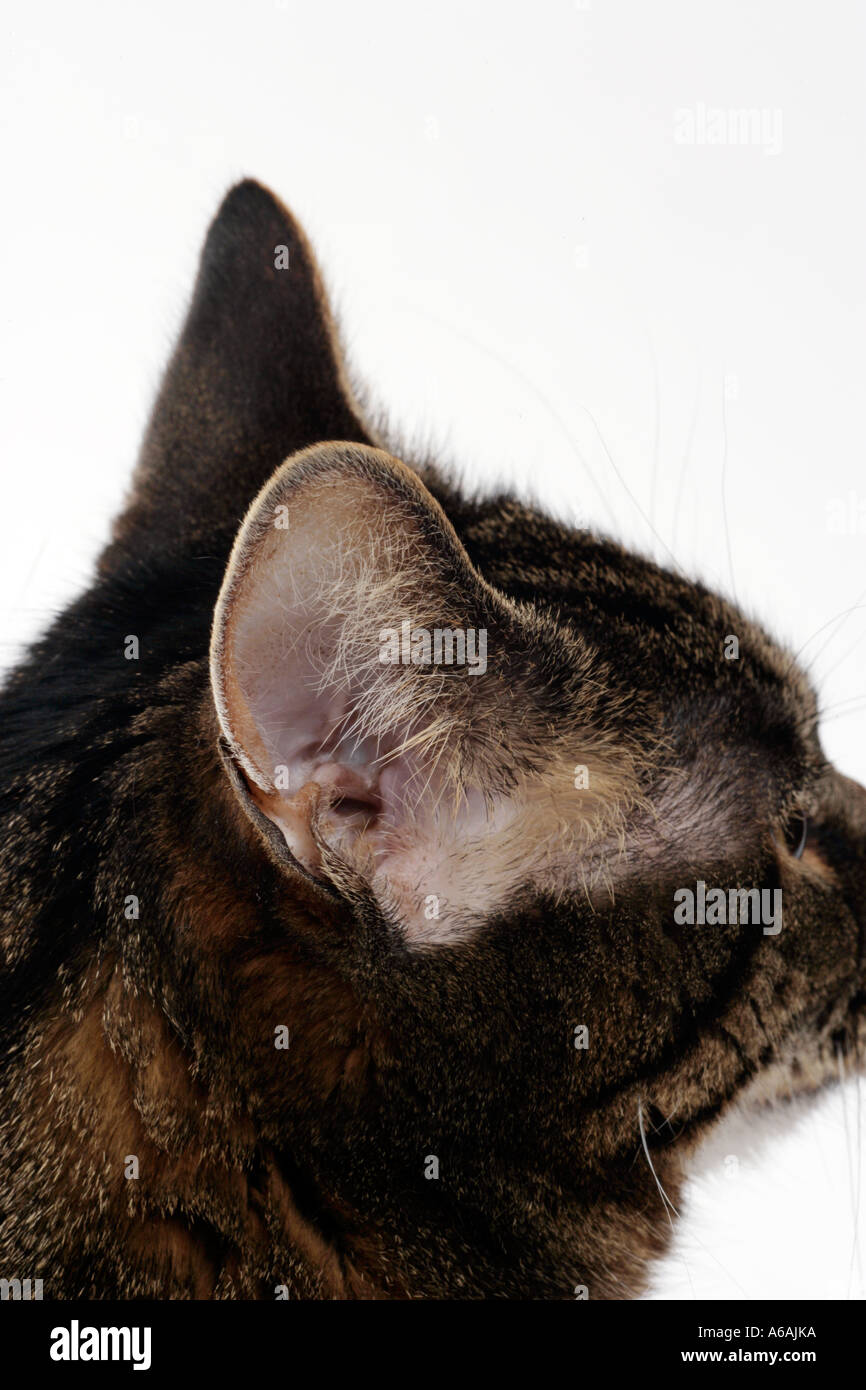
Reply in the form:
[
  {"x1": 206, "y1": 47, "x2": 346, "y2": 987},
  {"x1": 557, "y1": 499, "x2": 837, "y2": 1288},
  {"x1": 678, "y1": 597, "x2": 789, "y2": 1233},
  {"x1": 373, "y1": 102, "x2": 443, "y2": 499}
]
[{"x1": 1, "y1": 0, "x2": 864, "y2": 1299}]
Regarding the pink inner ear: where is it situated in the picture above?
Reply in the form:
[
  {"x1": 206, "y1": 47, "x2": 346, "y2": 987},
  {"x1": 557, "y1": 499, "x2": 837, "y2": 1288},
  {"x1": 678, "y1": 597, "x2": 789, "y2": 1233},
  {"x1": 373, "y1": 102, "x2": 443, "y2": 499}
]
[
  {"x1": 235, "y1": 596, "x2": 508, "y2": 917},
  {"x1": 231, "y1": 591, "x2": 423, "y2": 865}
]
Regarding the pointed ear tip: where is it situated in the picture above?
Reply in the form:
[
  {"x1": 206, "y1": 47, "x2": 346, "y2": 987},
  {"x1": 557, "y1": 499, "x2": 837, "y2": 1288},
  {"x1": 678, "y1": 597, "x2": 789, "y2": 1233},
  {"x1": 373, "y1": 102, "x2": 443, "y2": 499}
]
[
  {"x1": 205, "y1": 178, "x2": 301, "y2": 251},
  {"x1": 219, "y1": 176, "x2": 285, "y2": 215}
]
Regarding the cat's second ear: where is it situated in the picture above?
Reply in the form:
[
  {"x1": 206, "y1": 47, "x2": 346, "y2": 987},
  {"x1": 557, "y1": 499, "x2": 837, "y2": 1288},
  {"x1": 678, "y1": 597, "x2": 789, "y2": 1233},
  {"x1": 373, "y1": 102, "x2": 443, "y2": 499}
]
[
  {"x1": 209, "y1": 443, "x2": 632, "y2": 944},
  {"x1": 110, "y1": 180, "x2": 369, "y2": 560}
]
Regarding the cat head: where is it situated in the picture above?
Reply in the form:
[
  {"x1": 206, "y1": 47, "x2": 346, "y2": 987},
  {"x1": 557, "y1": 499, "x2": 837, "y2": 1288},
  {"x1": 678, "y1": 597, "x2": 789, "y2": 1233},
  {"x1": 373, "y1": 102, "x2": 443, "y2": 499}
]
[{"x1": 116, "y1": 181, "x2": 866, "y2": 1293}]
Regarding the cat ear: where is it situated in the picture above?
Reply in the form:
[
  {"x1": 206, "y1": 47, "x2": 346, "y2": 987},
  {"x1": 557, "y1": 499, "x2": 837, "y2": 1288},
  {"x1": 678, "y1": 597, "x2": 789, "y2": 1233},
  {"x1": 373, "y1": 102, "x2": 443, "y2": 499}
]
[
  {"x1": 210, "y1": 443, "x2": 637, "y2": 944},
  {"x1": 111, "y1": 180, "x2": 370, "y2": 560}
]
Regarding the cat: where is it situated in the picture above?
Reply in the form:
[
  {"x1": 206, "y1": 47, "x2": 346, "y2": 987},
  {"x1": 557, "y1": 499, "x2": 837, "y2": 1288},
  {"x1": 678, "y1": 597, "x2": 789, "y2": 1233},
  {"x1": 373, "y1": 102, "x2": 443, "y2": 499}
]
[{"x1": 0, "y1": 178, "x2": 863, "y2": 1300}]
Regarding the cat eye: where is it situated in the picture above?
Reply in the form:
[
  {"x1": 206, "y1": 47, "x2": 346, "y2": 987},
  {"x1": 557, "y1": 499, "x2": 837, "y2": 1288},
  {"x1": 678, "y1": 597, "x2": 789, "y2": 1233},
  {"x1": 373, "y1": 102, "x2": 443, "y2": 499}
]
[{"x1": 783, "y1": 811, "x2": 809, "y2": 859}]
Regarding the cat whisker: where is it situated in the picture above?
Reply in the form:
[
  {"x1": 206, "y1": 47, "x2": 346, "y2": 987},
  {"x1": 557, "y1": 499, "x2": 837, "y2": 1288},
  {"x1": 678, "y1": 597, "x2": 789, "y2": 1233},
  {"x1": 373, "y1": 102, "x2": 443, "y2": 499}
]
[
  {"x1": 638, "y1": 1098, "x2": 698, "y2": 1300},
  {"x1": 579, "y1": 405, "x2": 686, "y2": 576},
  {"x1": 398, "y1": 300, "x2": 620, "y2": 531},
  {"x1": 649, "y1": 333, "x2": 661, "y2": 547},
  {"x1": 815, "y1": 702, "x2": 866, "y2": 728},
  {"x1": 788, "y1": 594, "x2": 866, "y2": 682},
  {"x1": 720, "y1": 380, "x2": 738, "y2": 606},
  {"x1": 637, "y1": 1098, "x2": 679, "y2": 1228},
  {"x1": 670, "y1": 369, "x2": 702, "y2": 562},
  {"x1": 639, "y1": 1098, "x2": 757, "y2": 1299},
  {"x1": 820, "y1": 625, "x2": 866, "y2": 684}
]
